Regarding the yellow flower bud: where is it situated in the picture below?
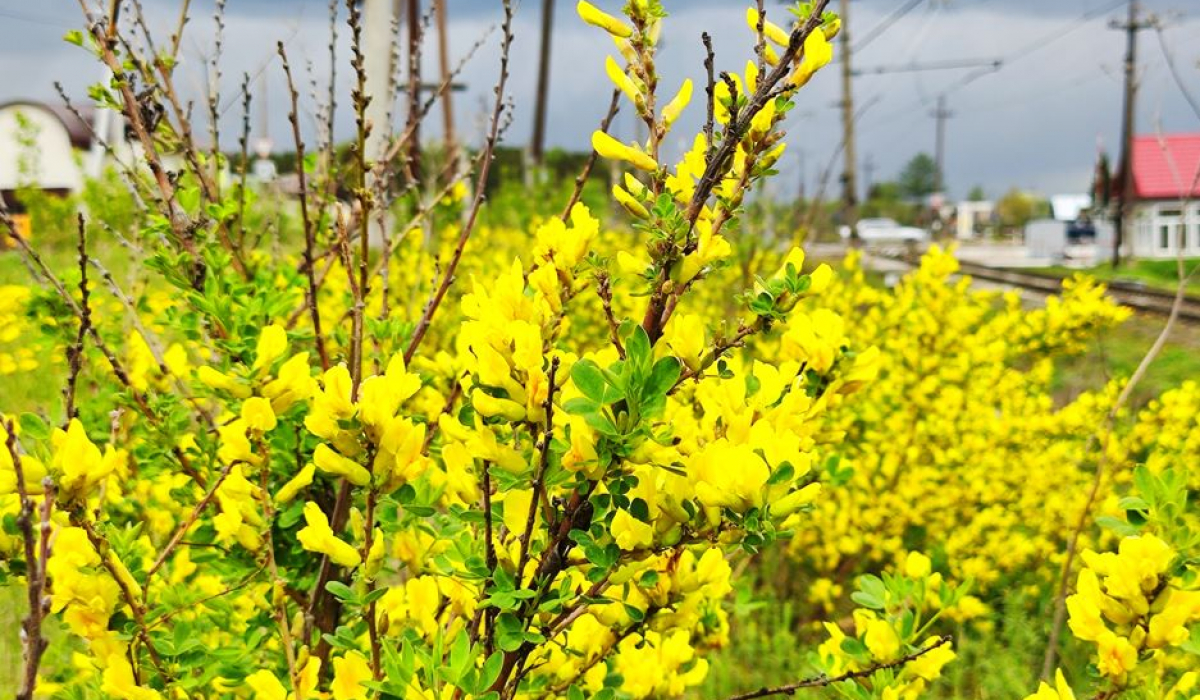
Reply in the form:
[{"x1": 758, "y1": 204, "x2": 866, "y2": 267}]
[
  {"x1": 746, "y1": 7, "x2": 791, "y2": 47},
  {"x1": 662, "y1": 79, "x2": 693, "y2": 127},
  {"x1": 313, "y1": 443, "x2": 371, "y2": 486},
  {"x1": 577, "y1": 1, "x2": 632, "y2": 38},
  {"x1": 613, "y1": 184, "x2": 649, "y2": 219},
  {"x1": 605, "y1": 55, "x2": 643, "y2": 110},
  {"x1": 592, "y1": 131, "x2": 659, "y2": 172}
]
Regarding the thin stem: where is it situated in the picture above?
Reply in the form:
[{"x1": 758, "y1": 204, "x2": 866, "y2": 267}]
[{"x1": 404, "y1": 0, "x2": 514, "y2": 365}]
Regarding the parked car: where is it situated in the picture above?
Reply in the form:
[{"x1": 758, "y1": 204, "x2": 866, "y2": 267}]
[{"x1": 838, "y1": 218, "x2": 930, "y2": 242}]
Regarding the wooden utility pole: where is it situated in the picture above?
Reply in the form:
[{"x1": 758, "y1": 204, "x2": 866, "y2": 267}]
[
  {"x1": 839, "y1": 0, "x2": 859, "y2": 244},
  {"x1": 930, "y1": 94, "x2": 954, "y2": 193},
  {"x1": 1110, "y1": 1, "x2": 1155, "y2": 267},
  {"x1": 530, "y1": 0, "x2": 555, "y2": 168},
  {"x1": 435, "y1": 0, "x2": 457, "y2": 171}
]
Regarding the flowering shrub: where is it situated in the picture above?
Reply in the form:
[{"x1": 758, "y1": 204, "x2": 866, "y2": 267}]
[
  {"x1": 1033, "y1": 467, "x2": 1200, "y2": 700},
  {"x1": 0, "y1": 2, "x2": 975, "y2": 700}
]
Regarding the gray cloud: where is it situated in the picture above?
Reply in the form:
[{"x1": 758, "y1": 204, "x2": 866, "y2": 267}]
[{"x1": 1, "y1": 0, "x2": 1197, "y2": 200}]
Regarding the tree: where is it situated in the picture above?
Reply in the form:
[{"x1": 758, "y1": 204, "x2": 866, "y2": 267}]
[
  {"x1": 995, "y1": 187, "x2": 1049, "y2": 232},
  {"x1": 967, "y1": 185, "x2": 986, "y2": 202},
  {"x1": 898, "y1": 153, "x2": 937, "y2": 200}
]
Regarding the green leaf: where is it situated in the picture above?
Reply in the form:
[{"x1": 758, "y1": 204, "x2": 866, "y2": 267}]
[
  {"x1": 625, "y1": 326, "x2": 653, "y2": 371},
  {"x1": 18, "y1": 413, "x2": 50, "y2": 441},
  {"x1": 495, "y1": 612, "x2": 525, "y2": 652},
  {"x1": 644, "y1": 357, "x2": 681, "y2": 399},
  {"x1": 325, "y1": 581, "x2": 356, "y2": 604},
  {"x1": 562, "y1": 397, "x2": 600, "y2": 416},
  {"x1": 766, "y1": 462, "x2": 795, "y2": 486},
  {"x1": 571, "y1": 360, "x2": 623, "y2": 405},
  {"x1": 476, "y1": 652, "x2": 505, "y2": 694},
  {"x1": 63, "y1": 30, "x2": 85, "y2": 47}
]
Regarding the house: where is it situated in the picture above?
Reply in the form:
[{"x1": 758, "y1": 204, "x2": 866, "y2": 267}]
[
  {"x1": 1120, "y1": 133, "x2": 1200, "y2": 259},
  {"x1": 0, "y1": 99, "x2": 132, "y2": 244}
]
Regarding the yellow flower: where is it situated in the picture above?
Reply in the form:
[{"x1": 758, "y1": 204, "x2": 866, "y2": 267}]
[
  {"x1": 253, "y1": 323, "x2": 288, "y2": 371},
  {"x1": 905, "y1": 552, "x2": 932, "y2": 579},
  {"x1": 606, "y1": 55, "x2": 643, "y2": 109},
  {"x1": 472, "y1": 389, "x2": 527, "y2": 422},
  {"x1": 770, "y1": 483, "x2": 821, "y2": 519},
  {"x1": 592, "y1": 131, "x2": 659, "y2": 172},
  {"x1": 662, "y1": 79, "x2": 693, "y2": 127},
  {"x1": 331, "y1": 651, "x2": 373, "y2": 700},
  {"x1": 276, "y1": 463, "x2": 316, "y2": 503},
  {"x1": 52, "y1": 419, "x2": 111, "y2": 500},
  {"x1": 1023, "y1": 669, "x2": 1075, "y2": 700},
  {"x1": 789, "y1": 28, "x2": 834, "y2": 87},
  {"x1": 690, "y1": 440, "x2": 769, "y2": 512},
  {"x1": 577, "y1": 1, "x2": 632, "y2": 38},
  {"x1": 613, "y1": 183, "x2": 649, "y2": 219},
  {"x1": 297, "y1": 501, "x2": 361, "y2": 568},
  {"x1": 904, "y1": 639, "x2": 956, "y2": 682},
  {"x1": 197, "y1": 365, "x2": 251, "y2": 398},
  {"x1": 242, "y1": 397, "x2": 278, "y2": 432},
  {"x1": 101, "y1": 652, "x2": 164, "y2": 700},
  {"x1": 1147, "y1": 589, "x2": 1200, "y2": 648},
  {"x1": 313, "y1": 444, "x2": 371, "y2": 486},
  {"x1": 864, "y1": 618, "x2": 901, "y2": 661},
  {"x1": 217, "y1": 419, "x2": 258, "y2": 466},
  {"x1": 244, "y1": 669, "x2": 287, "y2": 700},
  {"x1": 612, "y1": 509, "x2": 654, "y2": 550},
  {"x1": 664, "y1": 313, "x2": 706, "y2": 372},
  {"x1": 746, "y1": 7, "x2": 791, "y2": 46},
  {"x1": 1094, "y1": 629, "x2": 1137, "y2": 678}
]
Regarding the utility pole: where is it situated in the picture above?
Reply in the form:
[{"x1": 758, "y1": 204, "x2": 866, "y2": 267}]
[
  {"x1": 839, "y1": 0, "x2": 859, "y2": 244},
  {"x1": 530, "y1": 0, "x2": 555, "y2": 168},
  {"x1": 863, "y1": 153, "x2": 875, "y2": 197},
  {"x1": 362, "y1": 0, "x2": 398, "y2": 167},
  {"x1": 435, "y1": 0, "x2": 457, "y2": 173},
  {"x1": 930, "y1": 94, "x2": 954, "y2": 194},
  {"x1": 1109, "y1": 1, "x2": 1156, "y2": 267}
]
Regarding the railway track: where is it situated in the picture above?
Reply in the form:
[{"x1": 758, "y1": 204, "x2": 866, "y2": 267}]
[{"x1": 872, "y1": 250, "x2": 1200, "y2": 323}]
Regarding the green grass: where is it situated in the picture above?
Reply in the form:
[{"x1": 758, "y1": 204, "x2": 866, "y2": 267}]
[
  {"x1": 1052, "y1": 312, "x2": 1200, "y2": 408},
  {"x1": 1034, "y1": 258, "x2": 1200, "y2": 296}
]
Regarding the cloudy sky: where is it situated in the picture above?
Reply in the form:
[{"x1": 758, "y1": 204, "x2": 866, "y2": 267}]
[{"x1": 1, "y1": 0, "x2": 1197, "y2": 200}]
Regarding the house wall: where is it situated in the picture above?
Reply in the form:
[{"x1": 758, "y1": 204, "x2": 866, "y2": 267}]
[
  {"x1": 0, "y1": 105, "x2": 82, "y2": 192},
  {"x1": 1132, "y1": 202, "x2": 1200, "y2": 259}
]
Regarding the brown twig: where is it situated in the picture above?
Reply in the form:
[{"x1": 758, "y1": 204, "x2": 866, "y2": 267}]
[
  {"x1": 278, "y1": 42, "x2": 331, "y2": 372},
  {"x1": 516, "y1": 357, "x2": 560, "y2": 581},
  {"x1": 403, "y1": 0, "x2": 514, "y2": 365},
  {"x1": 76, "y1": 516, "x2": 172, "y2": 684},
  {"x1": 147, "y1": 461, "x2": 238, "y2": 577},
  {"x1": 65, "y1": 214, "x2": 92, "y2": 422},
  {"x1": 723, "y1": 637, "x2": 954, "y2": 700},
  {"x1": 7, "y1": 419, "x2": 52, "y2": 700},
  {"x1": 595, "y1": 271, "x2": 625, "y2": 359},
  {"x1": 561, "y1": 89, "x2": 621, "y2": 221}
]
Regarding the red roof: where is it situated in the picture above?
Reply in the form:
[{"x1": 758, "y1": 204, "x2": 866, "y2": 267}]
[{"x1": 1130, "y1": 133, "x2": 1200, "y2": 199}]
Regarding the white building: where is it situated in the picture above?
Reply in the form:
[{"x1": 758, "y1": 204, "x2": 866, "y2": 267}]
[{"x1": 1123, "y1": 134, "x2": 1200, "y2": 259}]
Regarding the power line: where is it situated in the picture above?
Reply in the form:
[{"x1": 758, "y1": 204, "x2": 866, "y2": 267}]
[
  {"x1": 854, "y1": 58, "x2": 1001, "y2": 76},
  {"x1": 853, "y1": 0, "x2": 925, "y2": 52},
  {"x1": 0, "y1": 8, "x2": 75, "y2": 30}
]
